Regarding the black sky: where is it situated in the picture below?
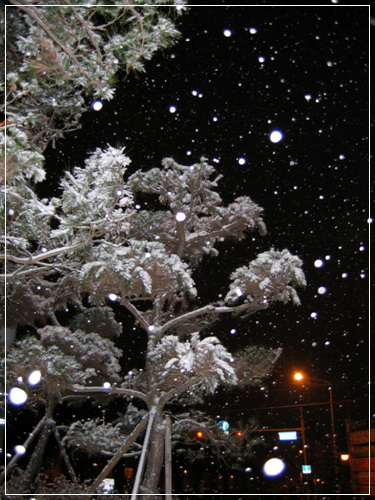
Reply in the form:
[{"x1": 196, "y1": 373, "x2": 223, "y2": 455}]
[{"x1": 39, "y1": 1, "x2": 371, "y2": 459}]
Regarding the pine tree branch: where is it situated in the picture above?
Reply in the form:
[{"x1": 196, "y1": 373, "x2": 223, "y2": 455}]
[
  {"x1": 8, "y1": 1, "x2": 103, "y2": 90},
  {"x1": 0, "y1": 265, "x2": 58, "y2": 282},
  {"x1": 122, "y1": 299, "x2": 150, "y2": 332},
  {"x1": 156, "y1": 302, "x2": 265, "y2": 340},
  {"x1": 121, "y1": 1, "x2": 146, "y2": 74},
  {"x1": 1, "y1": 240, "x2": 93, "y2": 265},
  {"x1": 70, "y1": 384, "x2": 149, "y2": 405},
  {"x1": 62, "y1": 0, "x2": 103, "y2": 63},
  {"x1": 159, "y1": 376, "x2": 202, "y2": 405}
]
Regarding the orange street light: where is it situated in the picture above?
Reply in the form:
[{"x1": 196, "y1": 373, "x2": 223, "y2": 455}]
[{"x1": 293, "y1": 371, "x2": 304, "y2": 382}]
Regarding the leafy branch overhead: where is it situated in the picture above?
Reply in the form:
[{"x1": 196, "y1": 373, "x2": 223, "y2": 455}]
[{"x1": 3, "y1": 0, "x2": 184, "y2": 162}]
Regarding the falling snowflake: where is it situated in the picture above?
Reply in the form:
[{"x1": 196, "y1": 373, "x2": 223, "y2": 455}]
[{"x1": 270, "y1": 130, "x2": 283, "y2": 143}]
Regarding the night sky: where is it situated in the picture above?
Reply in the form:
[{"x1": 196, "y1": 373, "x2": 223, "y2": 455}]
[{"x1": 38, "y1": 1, "x2": 370, "y2": 472}]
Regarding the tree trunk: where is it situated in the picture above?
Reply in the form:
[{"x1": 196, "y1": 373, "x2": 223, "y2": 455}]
[
  {"x1": 22, "y1": 398, "x2": 56, "y2": 490},
  {"x1": 164, "y1": 415, "x2": 172, "y2": 500},
  {"x1": 140, "y1": 409, "x2": 166, "y2": 499},
  {"x1": 23, "y1": 417, "x2": 55, "y2": 488},
  {"x1": 90, "y1": 414, "x2": 149, "y2": 493}
]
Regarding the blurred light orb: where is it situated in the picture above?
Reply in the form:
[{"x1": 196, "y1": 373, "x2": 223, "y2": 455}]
[
  {"x1": 175, "y1": 211, "x2": 187, "y2": 222},
  {"x1": 91, "y1": 100, "x2": 103, "y2": 111},
  {"x1": 318, "y1": 286, "x2": 327, "y2": 295},
  {"x1": 263, "y1": 457, "x2": 286, "y2": 477},
  {"x1": 223, "y1": 29, "x2": 232, "y2": 37},
  {"x1": 270, "y1": 130, "x2": 283, "y2": 143},
  {"x1": 14, "y1": 445, "x2": 26, "y2": 455},
  {"x1": 27, "y1": 370, "x2": 41, "y2": 386},
  {"x1": 238, "y1": 157, "x2": 246, "y2": 165},
  {"x1": 169, "y1": 105, "x2": 177, "y2": 113},
  {"x1": 108, "y1": 293, "x2": 117, "y2": 301},
  {"x1": 314, "y1": 259, "x2": 324, "y2": 268},
  {"x1": 8, "y1": 387, "x2": 28, "y2": 406}
]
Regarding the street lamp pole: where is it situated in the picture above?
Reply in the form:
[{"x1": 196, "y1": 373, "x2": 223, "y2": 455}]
[
  {"x1": 299, "y1": 406, "x2": 311, "y2": 497},
  {"x1": 328, "y1": 386, "x2": 339, "y2": 492},
  {"x1": 293, "y1": 371, "x2": 339, "y2": 492},
  {"x1": 300, "y1": 406, "x2": 308, "y2": 466}
]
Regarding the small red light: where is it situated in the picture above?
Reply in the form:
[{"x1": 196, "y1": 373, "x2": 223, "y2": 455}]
[
  {"x1": 236, "y1": 431, "x2": 243, "y2": 437},
  {"x1": 196, "y1": 431, "x2": 204, "y2": 439}
]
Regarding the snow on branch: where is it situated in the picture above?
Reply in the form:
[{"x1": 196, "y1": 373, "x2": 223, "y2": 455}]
[
  {"x1": 70, "y1": 384, "x2": 149, "y2": 405},
  {"x1": 79, "y1": 240, "x2": 197, "y2": 306},
  {"x1": 150, "y1": 332, "x2": 237, "y2": 397},
  {"x1": 127, "y1": 157, "x2": 267, "y2": 266},
  {"x1": 225, "y1": 248, "x2": 306, "y2": 307}
]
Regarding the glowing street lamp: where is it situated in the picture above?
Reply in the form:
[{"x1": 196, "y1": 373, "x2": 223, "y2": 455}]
[{"x1": 293, "y1": 371, "x2": 304, "y2": 382}]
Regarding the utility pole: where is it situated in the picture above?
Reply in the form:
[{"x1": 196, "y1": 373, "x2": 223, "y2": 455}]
[
  {"x1": 329, "y1": 386, "x2": 339, "y2": 493},
  {"x1": 300, "y1": 406, "x2": 308, "y2": 466},
  {"x1": 300, "y1": 406, "x2": 311, "y2": 498}
]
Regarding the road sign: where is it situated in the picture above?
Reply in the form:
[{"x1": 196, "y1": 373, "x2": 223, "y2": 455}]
[
  {"x1": 278, "y1": 431, "x2": 298, "y2": 441},
  {"x1": 218, "y1": 420, "x2": 229, "y2": 432},
  {"x1": 302, "y1": 465, "x2": 312, "y2": 474}
]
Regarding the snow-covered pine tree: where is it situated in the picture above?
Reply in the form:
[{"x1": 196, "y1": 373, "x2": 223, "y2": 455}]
[
  {"x1": 4, "y1": 148, "x2": 305, "y2": 495},
  {"x1": 2, "y1": 3, "x2": 307, "y2": 497}
]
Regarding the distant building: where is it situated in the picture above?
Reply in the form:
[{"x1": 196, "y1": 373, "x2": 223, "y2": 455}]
[{"x1": 345, "y1": 419, "x2": 375, "y2": 495}]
